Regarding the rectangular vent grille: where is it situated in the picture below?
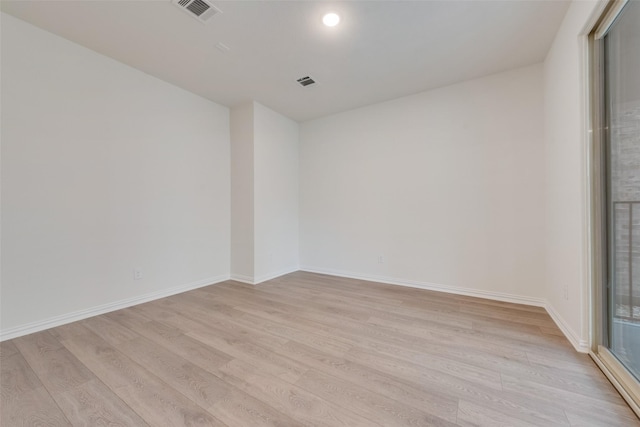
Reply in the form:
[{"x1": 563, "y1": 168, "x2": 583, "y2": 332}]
[
  {"x1": 296, "y1": 76, "x2": 316, "y2": 87},
  {"x1": 173, "y1": 0, "x2": 221, "y2": 23},
  {"x1": 187, "y1": 0, "x2": 209, "y2": 17}
]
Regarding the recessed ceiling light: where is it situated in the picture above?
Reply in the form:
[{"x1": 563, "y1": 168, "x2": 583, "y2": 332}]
[{"x1": 322, "y1": 13, "x2": 340, "y2": 27}]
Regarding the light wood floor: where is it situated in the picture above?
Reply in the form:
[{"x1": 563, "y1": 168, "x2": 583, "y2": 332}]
[{"x1": 2, "y1": 271, "x2": 639, "y2": 426}]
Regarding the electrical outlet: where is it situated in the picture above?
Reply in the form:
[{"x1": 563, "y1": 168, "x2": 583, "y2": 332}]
[
  {"x1": 563, "y1": 285, "x2": 568, "y2": 300},
  {"x1": 133, "y1": 269, "x2": 143, "y2": 280},
  {"x1": 378, "y1": 255, "x2": 384, "y2": 264}
]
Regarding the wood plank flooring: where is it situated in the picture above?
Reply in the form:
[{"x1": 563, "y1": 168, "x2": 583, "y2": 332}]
[{"x1": 1, "y1": 271, "x2": 638, "y2": 426}]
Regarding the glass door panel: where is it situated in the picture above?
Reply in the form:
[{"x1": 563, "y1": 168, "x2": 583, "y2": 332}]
[{"x1": 606, "y1": 0, "x2": 640, "y2": 381}]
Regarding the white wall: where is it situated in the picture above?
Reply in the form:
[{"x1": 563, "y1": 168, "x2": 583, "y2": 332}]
[
  {"x1": 230, "y1": 103, "x2": 255, "y2": 281},
  {"x1": 254, "y1": 102, "x2": 299, "y2": 282},
  {"x1": 543, "y1": 0, "x2": 601, "y2": 351},
  {"x1": 1, "y1": 1, "x2": 610, "y2": 352},
  {"x1": 300, "y1": 64, "x2": 546, "y2": 303},
  {"x1": 1, "y1": 13, "x2": 231, "y2": 337},
  {"x1": 230, "y1": 102, "x2": 299, "y2": 283}
]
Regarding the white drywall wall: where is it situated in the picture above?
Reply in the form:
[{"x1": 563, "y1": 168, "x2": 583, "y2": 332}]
[
  {"x1": 543, "y1": 0, "x2": 602, "y2": 350},
  {"x1": 1, "y1": 13, "x2": 230, "y2": 335},
  {"x1": 254, "y1": 102, "x2": 299, "y2": 282},
  {"x1": 230, "y1": 102, "x2": 299, "y2": 283},
  {"x1": 300, "y1": 64, "x2": 546, "y2": 302},
  {"x1": 230, "y1": 103, "x2": 255, "y2": 281}
]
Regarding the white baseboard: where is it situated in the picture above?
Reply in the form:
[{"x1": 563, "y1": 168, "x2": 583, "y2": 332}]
[
  {"x1": 2, "y1": 266, "x2": 590, "y2": 356},
  {"x1": 231, "y1": 266, "x2": 299, "y2": 285},
  {"x1": 300, "y1": 266, "x2": 547, "y2": 307},
  {"x1": 254, "y1": 266, "x2": 299, "y2": 284},
  {"x1": 300, "y1": 266, "x2": 589, "y2": 353},
  {"x1": 545, "y1": 302, "x2": 590, "y2": 353},
  {"x1": 0, "y1": 274, "x2": 230, "y2": 342},
  {"x1": 230, "y1": 274, "x2": 256, "y2": 285}
]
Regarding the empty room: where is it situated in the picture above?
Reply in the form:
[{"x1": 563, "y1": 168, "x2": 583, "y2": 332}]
[{"x1": 1, "y1": 0, "x2": 640, "y2": 425}]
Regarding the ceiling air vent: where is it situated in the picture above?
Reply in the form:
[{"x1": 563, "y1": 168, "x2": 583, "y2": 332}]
[
  {"x1": 296, "y1": 76, "x2": 316, "y2": 87},
  {"x1": 173, "y1": 0, "x2": 221, "y2": 24}
]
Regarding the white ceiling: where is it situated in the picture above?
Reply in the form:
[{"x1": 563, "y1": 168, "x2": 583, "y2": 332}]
[{"x1": 1, "y1": 0, "x2": 570, "y2": 122}]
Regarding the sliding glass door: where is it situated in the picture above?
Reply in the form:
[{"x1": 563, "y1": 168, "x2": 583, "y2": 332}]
[{"x1": 600, "y1": 0, "x2": 640, "y2": 383}]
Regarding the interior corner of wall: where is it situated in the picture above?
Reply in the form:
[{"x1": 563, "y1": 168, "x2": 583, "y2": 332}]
[{"x1": 545, "y1": 300, "x2": 590, "y2": 353}]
